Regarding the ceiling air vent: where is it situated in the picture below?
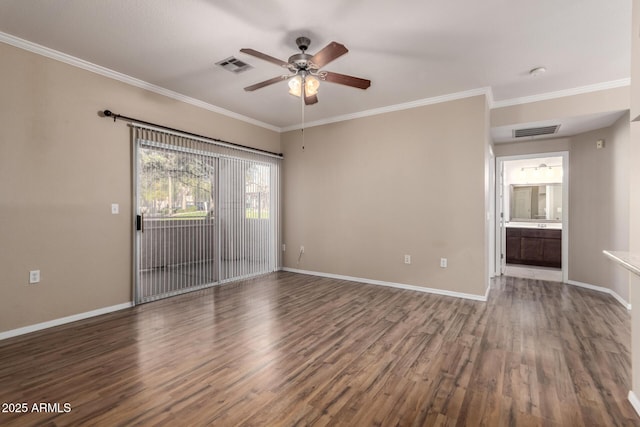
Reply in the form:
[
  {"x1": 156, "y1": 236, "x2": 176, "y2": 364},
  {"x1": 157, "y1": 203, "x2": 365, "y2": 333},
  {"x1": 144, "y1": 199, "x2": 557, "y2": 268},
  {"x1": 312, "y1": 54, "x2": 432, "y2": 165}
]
[
  {"x1": 216, "y1": 56, "x2": 253, "y2": 73},
  {"x1": 513, "y1": 125, "x2": 560, "y2": 138}
]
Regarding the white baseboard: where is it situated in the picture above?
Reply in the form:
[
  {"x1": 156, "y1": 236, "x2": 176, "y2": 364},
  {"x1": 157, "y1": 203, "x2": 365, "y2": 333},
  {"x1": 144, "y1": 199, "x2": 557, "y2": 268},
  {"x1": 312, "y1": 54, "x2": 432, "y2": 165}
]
[
  {"x1": 282, "y1": 267, "x2": 488, "y2": 302},
  {"x1": 0, "y1": 302, "x2": 133, "y2": 341},
  {"x1": 566, "y1": 280, "x2": 631, "y2": 310},
  {"x1": 629, "y1": 391, "x2": 640, "y2": 418},
  {"x1": 484, "y1": 283, "x2": 491, "y2": 300}
]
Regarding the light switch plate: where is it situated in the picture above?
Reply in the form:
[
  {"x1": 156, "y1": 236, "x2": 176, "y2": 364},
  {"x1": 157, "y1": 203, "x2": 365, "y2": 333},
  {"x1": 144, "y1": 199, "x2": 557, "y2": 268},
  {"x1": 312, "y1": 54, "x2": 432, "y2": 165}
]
[
  {"x1": 29, "y1": 270, "x2": 40, "y2": 284},
  {"x1": 111, "y1": 203, "x2": 119, "y2": 214}
]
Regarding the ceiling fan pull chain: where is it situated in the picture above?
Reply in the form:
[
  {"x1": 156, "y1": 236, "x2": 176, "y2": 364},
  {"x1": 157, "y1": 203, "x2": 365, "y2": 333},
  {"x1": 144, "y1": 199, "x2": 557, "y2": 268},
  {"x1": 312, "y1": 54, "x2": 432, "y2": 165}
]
[{"x1": 301, "y1": 92, "x2": 305, "y2": 149}]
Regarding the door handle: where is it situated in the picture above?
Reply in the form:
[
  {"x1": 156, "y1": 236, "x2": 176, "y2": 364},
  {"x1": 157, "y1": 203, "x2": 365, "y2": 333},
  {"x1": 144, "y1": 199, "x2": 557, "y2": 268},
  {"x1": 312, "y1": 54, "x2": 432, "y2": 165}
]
[{"x1": 136, "y1": 214, "x2": 144, "y2": 232}]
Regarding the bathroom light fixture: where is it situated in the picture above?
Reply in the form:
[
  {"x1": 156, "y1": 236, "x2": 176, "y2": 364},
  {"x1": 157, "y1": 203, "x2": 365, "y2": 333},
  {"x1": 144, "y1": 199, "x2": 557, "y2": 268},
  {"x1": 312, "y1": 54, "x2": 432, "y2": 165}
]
[
  {"x1": 519, "y1": 164, "x2": 562, "y2": 182},
  {"x1": 520, "y1": 163, "x2": 560, "y2": 172}
]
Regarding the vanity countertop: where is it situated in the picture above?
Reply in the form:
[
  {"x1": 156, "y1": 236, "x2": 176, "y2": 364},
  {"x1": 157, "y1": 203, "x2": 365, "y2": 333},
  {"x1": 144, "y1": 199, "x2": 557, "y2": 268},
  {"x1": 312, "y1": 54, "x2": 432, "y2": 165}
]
[
  {"x1": 505, "y1": 222, "x2": 562, "y2": 229},
  {"x1": 603, "y1": 250, "x2": 640, "y2": 277}
]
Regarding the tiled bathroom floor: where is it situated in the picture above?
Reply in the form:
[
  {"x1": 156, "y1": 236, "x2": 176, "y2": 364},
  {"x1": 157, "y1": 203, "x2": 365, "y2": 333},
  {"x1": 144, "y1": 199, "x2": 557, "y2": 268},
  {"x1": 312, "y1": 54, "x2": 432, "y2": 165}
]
[{"x1": 503, "y1": 264, "x2": 563, "y2": 282}]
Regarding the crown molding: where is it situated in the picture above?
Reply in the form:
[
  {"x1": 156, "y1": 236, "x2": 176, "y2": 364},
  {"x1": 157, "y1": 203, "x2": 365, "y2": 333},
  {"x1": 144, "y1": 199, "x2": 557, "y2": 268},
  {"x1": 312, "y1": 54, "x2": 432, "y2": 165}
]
[
  {"x1": 3, "y1": 31, "x2": 629, "y2": 133},
  {"x1": 485, "y1": 86, "x2": 495, "y2": 108},
  {"x1": 0, "y1": 32, "x2": 280, "y2": 133},
  {"x1": 492, "y1": 78, "x2": 631, "y2": 109},
  {"x1": 281, "y1": 87, "x2": 493, "y2": 132}
]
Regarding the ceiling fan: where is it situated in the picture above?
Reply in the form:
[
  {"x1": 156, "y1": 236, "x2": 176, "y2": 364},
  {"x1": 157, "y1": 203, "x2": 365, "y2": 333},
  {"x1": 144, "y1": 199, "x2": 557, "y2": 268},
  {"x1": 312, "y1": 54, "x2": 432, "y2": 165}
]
[{"x1": 240, "y1": 37, "x2": 371, "y2": 105}]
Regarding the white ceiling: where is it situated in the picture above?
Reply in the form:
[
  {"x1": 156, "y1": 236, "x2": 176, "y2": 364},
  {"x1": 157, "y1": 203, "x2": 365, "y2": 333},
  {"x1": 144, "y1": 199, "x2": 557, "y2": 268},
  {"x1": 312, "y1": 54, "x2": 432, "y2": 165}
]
[{"x1": 0, "y1": 0, "x2": 631, "y2": 132}]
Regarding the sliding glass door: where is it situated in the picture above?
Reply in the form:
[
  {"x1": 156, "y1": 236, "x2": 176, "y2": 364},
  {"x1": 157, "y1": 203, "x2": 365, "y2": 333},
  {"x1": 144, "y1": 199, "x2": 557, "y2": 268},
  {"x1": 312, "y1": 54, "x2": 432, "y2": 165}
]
[{"x1": 133, "y1": 125, "x2": 281, "y2": 304}]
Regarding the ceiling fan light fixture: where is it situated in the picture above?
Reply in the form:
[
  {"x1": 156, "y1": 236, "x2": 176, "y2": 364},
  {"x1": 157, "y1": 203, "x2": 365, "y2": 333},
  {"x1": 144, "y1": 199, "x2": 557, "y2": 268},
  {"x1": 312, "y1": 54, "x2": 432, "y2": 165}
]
[
  {"x1": 288, "y1": 75, "x2": 302, "y2": 97},
  {"x1": 305, "y1": 75, "x2": 320, "y2": 96}
]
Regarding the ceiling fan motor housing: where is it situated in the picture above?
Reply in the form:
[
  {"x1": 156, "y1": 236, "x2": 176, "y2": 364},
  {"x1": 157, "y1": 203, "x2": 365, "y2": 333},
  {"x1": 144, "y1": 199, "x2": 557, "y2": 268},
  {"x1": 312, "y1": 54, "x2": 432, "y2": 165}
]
[
  {"x1": 295, "y1": 36, "x2": 311, "y2": 52},
  {"x1": 288, "y1": 53, "x2": 314, "y2": 71}
]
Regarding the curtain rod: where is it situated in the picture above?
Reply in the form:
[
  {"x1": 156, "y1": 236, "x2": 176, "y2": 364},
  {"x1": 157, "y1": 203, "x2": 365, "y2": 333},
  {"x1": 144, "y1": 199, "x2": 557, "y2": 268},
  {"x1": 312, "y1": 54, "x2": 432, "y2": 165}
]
[{"x1": 100, "y1": 109, "x2": 283, "y2": 158}]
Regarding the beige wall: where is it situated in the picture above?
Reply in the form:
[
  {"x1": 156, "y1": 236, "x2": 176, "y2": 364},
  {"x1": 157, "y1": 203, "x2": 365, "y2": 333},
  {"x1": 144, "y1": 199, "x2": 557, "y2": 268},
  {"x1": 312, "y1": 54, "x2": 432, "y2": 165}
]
[
  {"x1": 633, "y1": 0, "x2": 640, "y2": 122},
  {"x1": 630, "y1": 0, "x2": 640, "y2": 404},
  {"x1": 281, "y1": 95, "x2": 489, "y2": 297},
  {"x1": 494, "y1": 114, "x2": 631, "y2": 301},
  {"x1": 631, "y1": 123, "x2": 640, "y2": 402},
  {"x1": 0, "y1": 42, "x2": 279, "y2": 332},
  {"x1": 569, "y1": 115, "x2": 629, "y2": 299}
]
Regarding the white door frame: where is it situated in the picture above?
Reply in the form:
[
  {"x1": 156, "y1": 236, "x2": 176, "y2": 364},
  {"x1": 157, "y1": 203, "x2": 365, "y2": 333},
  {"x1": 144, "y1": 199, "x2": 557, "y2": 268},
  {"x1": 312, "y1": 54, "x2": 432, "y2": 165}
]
[
  {"x1": 494, "y1": 151, "x2": 569, "y2": 283},
  {"x1": 488, "y1": 146, "x2": 496, "y2": 280},
  {"x1": 494, "y1": 158, "x2": 505, "y2": 277}
]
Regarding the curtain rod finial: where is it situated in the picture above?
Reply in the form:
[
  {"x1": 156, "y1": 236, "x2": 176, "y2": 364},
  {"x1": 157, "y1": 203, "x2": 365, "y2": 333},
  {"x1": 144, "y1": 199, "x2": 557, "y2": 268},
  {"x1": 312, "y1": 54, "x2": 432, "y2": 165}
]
[{"x1": 102, "y1": 110, "x2": 116, "y2": 121}]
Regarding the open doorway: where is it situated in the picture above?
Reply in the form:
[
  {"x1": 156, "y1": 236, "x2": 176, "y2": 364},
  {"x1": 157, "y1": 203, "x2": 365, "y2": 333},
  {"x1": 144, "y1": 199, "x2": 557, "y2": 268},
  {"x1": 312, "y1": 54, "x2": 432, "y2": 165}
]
[{"x1": 495, "y1": 152, "x2": 569, "y2": 283}]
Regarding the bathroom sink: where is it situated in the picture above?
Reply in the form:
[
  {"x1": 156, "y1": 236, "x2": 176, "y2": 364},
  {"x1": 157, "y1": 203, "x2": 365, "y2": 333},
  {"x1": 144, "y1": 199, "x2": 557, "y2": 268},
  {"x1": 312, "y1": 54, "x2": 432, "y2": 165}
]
[{"x1": 505, "y1": 221, "x2": 562, "y2": 229}]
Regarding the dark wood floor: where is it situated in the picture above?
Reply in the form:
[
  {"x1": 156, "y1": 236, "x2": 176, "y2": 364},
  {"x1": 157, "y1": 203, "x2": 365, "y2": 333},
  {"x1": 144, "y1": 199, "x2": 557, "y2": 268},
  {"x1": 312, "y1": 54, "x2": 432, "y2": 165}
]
[{"x1": 0, "y1": 272, "x2": 637, "y2": 426}]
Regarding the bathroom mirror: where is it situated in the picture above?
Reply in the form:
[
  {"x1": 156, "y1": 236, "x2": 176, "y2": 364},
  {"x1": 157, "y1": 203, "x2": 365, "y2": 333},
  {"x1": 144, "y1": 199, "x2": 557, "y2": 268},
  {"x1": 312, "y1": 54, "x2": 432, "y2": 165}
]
[{"x1": 510, "y1": 184, "x2": 562, "y2": 221}]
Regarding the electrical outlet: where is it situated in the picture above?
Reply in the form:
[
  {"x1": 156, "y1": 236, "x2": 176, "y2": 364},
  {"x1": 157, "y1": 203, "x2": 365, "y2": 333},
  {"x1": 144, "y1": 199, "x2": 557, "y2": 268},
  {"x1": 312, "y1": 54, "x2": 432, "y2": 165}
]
[
  {"x1": 29, "y1": 270, "x2": 40, "y2": 284},
  {"x1": 404, "y1": 255, "x2": 411, "y2": 264},
  {"x1": 440, "y1": 258, "x2": 448, "y2": 268},
  {"x1": 282, "y1": 244, "x2": 286, "y2": 252}
]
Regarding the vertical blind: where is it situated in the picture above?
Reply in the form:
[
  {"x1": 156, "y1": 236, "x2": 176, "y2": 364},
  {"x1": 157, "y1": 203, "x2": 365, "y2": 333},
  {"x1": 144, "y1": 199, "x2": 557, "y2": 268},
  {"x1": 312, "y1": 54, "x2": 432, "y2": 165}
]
[{"x1": 133, "y1": 124, "x2": 281, "y2": 303}]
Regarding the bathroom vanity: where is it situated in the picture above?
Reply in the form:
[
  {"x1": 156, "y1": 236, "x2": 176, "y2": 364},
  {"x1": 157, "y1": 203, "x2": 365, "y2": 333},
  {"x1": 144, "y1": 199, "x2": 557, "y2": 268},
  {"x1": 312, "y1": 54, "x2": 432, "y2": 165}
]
[
  {"x1": 505, "y1": 181, "x2": 563, "y2": 268},
  {"x1": 506, "y1": 224, "x2": 562, "y2": 268}
]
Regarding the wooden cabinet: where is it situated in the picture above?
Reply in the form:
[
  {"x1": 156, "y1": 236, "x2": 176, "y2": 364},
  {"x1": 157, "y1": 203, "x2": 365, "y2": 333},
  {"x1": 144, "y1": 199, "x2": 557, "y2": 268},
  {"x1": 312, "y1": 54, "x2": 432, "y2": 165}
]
[{"x1": 506, "y1": 227, "x2": 561, "y2": 268}]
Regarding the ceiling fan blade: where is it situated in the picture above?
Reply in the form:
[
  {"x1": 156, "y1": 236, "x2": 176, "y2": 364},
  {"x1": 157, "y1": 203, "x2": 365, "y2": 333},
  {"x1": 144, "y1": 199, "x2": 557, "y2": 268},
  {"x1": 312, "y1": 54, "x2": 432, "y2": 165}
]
[
  {"x1": 305, "y1": 93, "x2": 318, "y2": 105},
  {"x1": 244, "y1": 75, "x2": 286, "y2": 91},
  {"x1": 240, "y1": 48, "x2": 289, "y2": 68},
  {"x1": 309, "y1": 42, "x2": 348, "y2": 68},
  {"x1": 321, "y1": 71, "x2": 371, "y2": 90}
]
